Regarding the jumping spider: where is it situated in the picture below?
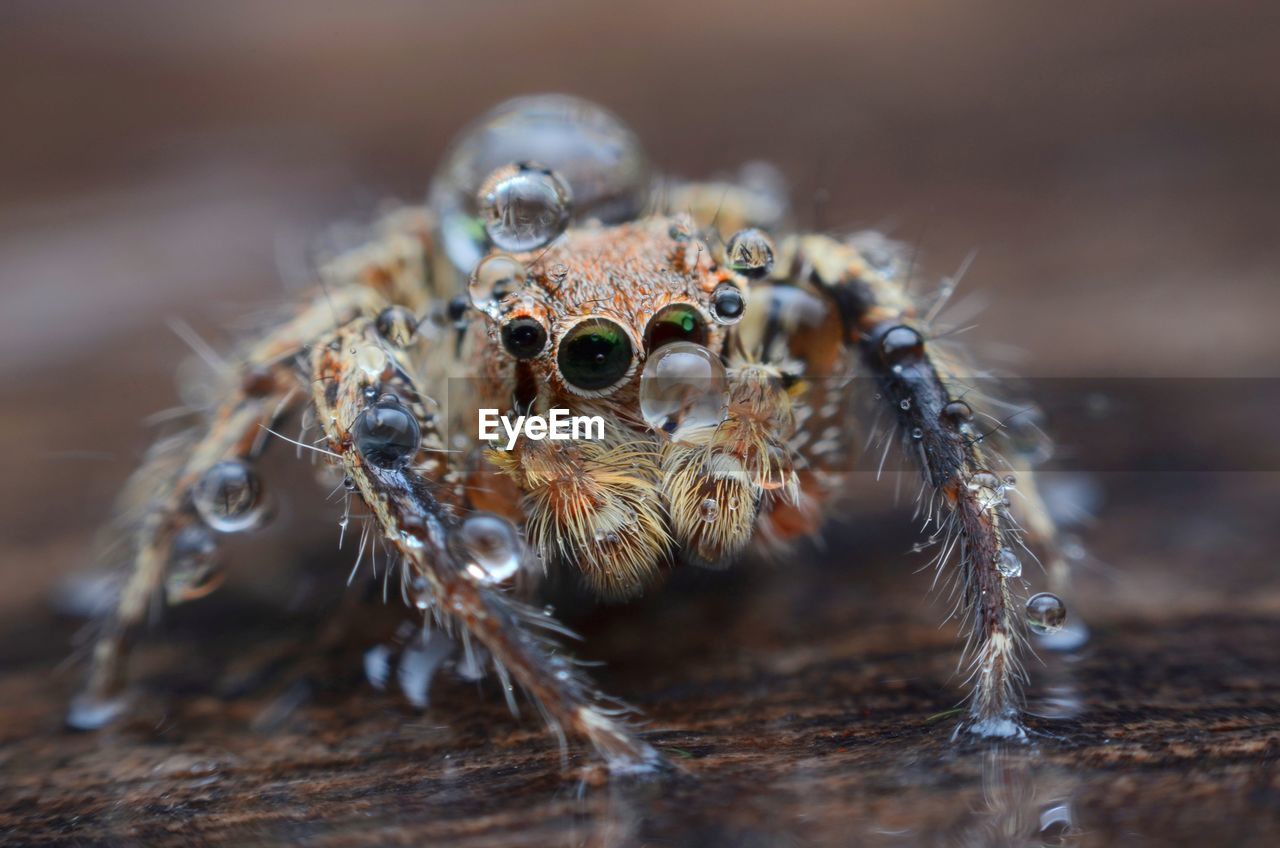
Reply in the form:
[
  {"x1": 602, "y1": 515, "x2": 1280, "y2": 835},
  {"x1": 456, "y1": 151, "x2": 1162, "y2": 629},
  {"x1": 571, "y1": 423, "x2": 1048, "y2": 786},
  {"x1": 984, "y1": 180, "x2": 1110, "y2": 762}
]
[{"x1": 73, "y1": 94, "x2": 1074, "y2": 770}]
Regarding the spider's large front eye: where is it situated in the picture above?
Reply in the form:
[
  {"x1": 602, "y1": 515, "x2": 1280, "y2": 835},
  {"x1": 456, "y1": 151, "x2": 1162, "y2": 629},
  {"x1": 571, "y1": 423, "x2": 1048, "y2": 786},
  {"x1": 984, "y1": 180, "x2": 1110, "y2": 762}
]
[
  {"x1": 644, "y1": 304, "x2": 706, "y2": 352},
  {"x1": 557, "y1": 318, "x2": 633, "y2": 392},
  {"x1": 501, "y1": 317, "x2": 549, "y2": 360}
]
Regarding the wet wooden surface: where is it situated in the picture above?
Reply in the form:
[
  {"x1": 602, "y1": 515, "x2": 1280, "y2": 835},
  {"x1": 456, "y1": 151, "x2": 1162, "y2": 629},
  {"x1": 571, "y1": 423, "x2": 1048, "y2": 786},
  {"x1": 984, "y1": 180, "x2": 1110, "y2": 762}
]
[{"x1": 2, "y1": 1, "x2": 1279, "y2": 845}]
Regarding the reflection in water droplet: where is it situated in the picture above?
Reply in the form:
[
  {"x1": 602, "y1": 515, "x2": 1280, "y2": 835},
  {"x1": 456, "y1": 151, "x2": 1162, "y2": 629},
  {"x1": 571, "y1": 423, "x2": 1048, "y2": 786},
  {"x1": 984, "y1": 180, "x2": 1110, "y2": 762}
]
[
  {"x1": 429, "y1": 94, "x2": 650, "y2": 273},
  {"x1": 726, "y1": 228, "x2": 775, "y2": 278},
  {"x1": 469, "y1": 253, "x2": 526, "y2": 313},
  {"x1": 639, "y1": 342, "x2": 728, "y2": 436},
  {"x1": 700, "y1": 498, "x2": 720, "y2": 522},
  {"x1": 457, "y1": 513, "x2": 523, "y2": 584},
  {"x1": 995, "y1": 548, "x2": 1023, "y2": 578},
  {"x1": 192, "y1": 460, "x2": 266, "y2": 533},
  {"x1": 477, "y1": 163, "x2": 572, "y2": 252},
  {"x1": 1026, "y1": 592, "x2": 1068, "y2": 635}
]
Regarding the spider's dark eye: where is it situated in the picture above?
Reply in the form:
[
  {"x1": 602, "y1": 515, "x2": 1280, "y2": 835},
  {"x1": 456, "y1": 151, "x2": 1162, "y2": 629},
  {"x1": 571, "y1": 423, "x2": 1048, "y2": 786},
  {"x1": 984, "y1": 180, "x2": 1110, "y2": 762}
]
[
  {"x1": 354, "y1": 398, "x2": 421, "y2": 469},
  {"x1": 557, "y1": 318, "x2": 633, "y2": 392},
  {"x1": 644, "y1": 304, "x2": 706, "y2": 352},
  {"x1": 501, "y1": 317, "x2": 548, "y2": 360}
]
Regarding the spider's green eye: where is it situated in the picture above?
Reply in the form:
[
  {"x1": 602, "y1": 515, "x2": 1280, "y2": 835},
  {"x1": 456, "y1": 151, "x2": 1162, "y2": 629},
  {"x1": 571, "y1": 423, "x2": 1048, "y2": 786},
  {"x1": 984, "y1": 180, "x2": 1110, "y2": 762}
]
[
  {"x1": 557, "y1": 318, "x2": 633, "y2": 392},
  {"x1": 644, "y1": 304, "x2": 706, "y2": 352}
]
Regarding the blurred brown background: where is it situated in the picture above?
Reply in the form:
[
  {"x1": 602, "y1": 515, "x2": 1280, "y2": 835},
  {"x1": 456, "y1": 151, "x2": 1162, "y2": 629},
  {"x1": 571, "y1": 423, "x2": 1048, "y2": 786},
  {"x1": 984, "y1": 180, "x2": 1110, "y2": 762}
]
[{"x1": 1, "y1": 1, "x2": 1278, "y2": 845}]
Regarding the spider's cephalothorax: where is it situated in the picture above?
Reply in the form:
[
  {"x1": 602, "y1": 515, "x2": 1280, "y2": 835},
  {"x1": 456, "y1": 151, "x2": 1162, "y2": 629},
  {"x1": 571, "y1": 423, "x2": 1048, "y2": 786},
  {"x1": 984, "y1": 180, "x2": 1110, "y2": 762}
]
[{"x1": 74, "y1": 94, "x2": 1077, "y2": 769}]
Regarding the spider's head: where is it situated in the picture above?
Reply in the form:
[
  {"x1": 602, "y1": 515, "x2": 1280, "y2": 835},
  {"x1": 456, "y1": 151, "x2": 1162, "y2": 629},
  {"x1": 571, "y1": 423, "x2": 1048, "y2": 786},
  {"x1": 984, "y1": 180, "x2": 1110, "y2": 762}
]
[{"x1": 474, "y1": 216, "x2": 749, "y2": 411}]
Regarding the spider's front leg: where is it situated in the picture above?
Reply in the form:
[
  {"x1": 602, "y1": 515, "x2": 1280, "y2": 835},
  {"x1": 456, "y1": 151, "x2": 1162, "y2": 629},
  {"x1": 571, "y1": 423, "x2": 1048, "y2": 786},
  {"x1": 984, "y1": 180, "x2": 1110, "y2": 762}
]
[
  {"x1": 310, "y1": 317, "x2": 662, "y2": 770},
  {"x1": 799, "y1": 234, "x2": 1040, "y2": 738},
  {"x1": 71, "y1": 287, "x2": 381, "y2": 728}
]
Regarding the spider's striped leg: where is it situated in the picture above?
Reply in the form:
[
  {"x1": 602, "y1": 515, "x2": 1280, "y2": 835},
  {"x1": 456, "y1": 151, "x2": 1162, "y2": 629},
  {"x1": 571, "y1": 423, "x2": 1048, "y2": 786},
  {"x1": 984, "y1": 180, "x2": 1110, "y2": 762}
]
[
  {"x1": 311, "y1": 317, "x2": 662, "y2": 770},
  {"x1": 72, "y1": 288, "x2": 378, "y2": 727},
  {"x1": 800, "y1": 233, "x2": 1037, "y2": 738}
]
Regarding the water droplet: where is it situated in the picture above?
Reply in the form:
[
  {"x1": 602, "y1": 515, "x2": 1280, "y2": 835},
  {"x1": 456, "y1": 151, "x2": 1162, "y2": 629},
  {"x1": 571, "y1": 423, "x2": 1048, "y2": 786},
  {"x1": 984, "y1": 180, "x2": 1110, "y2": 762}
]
[
  {"x1": 725, "y1": 228, "x2": 775, "y2": 278},
  {"x1": 354, "y1": 398, "x2": 421, "y2": 469},
  {"x1": 911, "y1": 427, "x2": 924, "y2": 439},
  {"x1": 1026, "y1": 592, "x2": 1067, "y2": 635},
  {"x1": 899, "y1": 398, "x2": 911, "y2": 411},
  {"x1": 879, "y1": 324, "x2": 925, "y2": 366},
  {"x1": 469, "y1": 254, "x2": 526, "y2": 313},
  {"x1": 410, "y1": 575, "x2": 431, "y2": 609},
  {"x1": 429, "y1": 94, "x2": 650, "y2": 273},
  {"x1": 995, "y1": 548, "x2": 1022, "y2": 578},
  {"x1": 192, "y1": 461, "x2": 266, "y2": 533},
  {"x1": 477, "y1": 162, "x2": 572, "y2": 252},
  {"x1": 353, "y1": 343, "x2": 389, "y2": 379},
  {"x1": 710, "y1": 282, "x2": 746, "y2": 324},
  {"x1": 942, "y1": 400, "x2": 973, "y2": 423},
  {"x1": 165, "y1": 524, "x2": 222, "y2": 599},
  {"x1": 1003, "y1": 474, "x2": 1018, "y2": 487},
  {"x1": 639, "y1": 341, "x2": 729, "y2": 436},
  {"x1": 375, "y1": 306, "x2": 420, "y2": 347},
  {"x1": 699, "y1": 498, "x2": 720, "y2": 522},
  {"x1": 457, "y1": 513, "x2": 523, "y2": 584}
]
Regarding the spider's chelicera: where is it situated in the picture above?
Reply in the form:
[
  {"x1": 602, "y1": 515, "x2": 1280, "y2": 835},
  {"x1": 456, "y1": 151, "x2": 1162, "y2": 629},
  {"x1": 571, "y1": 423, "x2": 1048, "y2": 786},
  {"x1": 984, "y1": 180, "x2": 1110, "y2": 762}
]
[{"x1": 72, "y1": 93, "x2": 1076, "y2": 770}]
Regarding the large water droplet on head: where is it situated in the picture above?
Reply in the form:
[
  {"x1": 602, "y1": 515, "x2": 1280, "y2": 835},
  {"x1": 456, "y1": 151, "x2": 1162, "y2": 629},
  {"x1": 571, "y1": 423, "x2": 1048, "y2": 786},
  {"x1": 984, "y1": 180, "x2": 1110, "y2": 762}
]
[
  {"x1": 192, "y1": 461, "x2": 266, "y2": 533},
  {"x1": 477, "y1": 163, "x2": 572, "y2": 252},
  {"x1": 429, "y1": 94, "x2": 651, "y2": 274},
  {"x1": 456, "y1": 513, "x2": 524, "y2": 584},
  {"x1": 1026, "y1": 592, "x2": 1067, "y2": 635},
  {"x1": 639, "y1": 341, "x2": 729, "y2": 436}
]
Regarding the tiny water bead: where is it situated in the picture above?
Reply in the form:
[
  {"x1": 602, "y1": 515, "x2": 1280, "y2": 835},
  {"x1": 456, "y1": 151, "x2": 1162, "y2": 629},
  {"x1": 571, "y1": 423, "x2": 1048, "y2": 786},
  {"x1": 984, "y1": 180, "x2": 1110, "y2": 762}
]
[
  {"x1": 192, "y1": 460, "x2": 266, "y2": 533},
  {"x1": 879, "y1": 324, "x2": 925, "y2": 366},
  {"x1": 428, "y1": 94, "x2": 650, "y2": 273},
  {"x1": 699, "y1": 498, "x2": 720, "y2": 522},
  {"x1": 995, "y1": 548, "x2": 1023, "y2": 578},
  {"x1": 639, "y1": 341, "x2": 729, "y2": 435},
  {"x1": 943, "y1": 399, "x2": 974, "y2": 424},
  {"x1": 354, "y1": 397, "x2": 422, "y2": 469},
  {"x1": 374, "y1": 305, "x2": 420, "y2": 347},
  {"x1": 478, "y1": 163, "x2": 572, "y2": 252},
  {"x1": 725, "y1": 228, "x2": 775, "y2": 279},
  {"x1": 710, "y1": 282, "x2": 746, "y2": 324},
  {"x1": 1026, "y1": 592, "x2": 1068, "y2": 635},
  {"x1": 457, "y1": 513, "x2": 524, "y2": 584},
  {"x1": 500, "y1": 316, "x2": 549, "y2": 360},
  {"x1": 469, "y1": 254, "x2": 526, "y2": 312}
]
